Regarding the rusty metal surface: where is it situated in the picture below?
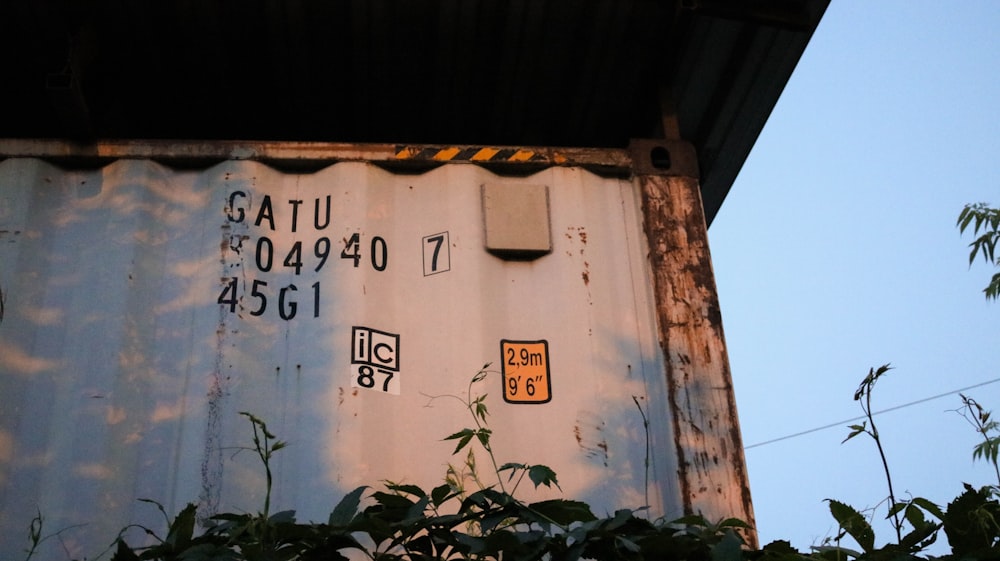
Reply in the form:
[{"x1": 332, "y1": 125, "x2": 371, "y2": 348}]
[
  {"x1": 638, "y1": 172, "x2": 756, "y2": 545},
  {"x1": 0, "y1": 158, "x2": 679, "y2": 559},
  {"x1": 0, "y1": 139, "x2": 634, "y2": 176}
]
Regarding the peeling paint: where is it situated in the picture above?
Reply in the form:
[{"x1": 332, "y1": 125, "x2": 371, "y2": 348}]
[
  {"x1": 200, "y1": 304, "x2": 228, "y2": 524},
  {"x1": 639, "y1": 172, "x2": 756, "y2": 545}
]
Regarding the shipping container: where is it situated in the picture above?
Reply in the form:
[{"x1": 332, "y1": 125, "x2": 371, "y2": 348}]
[
  {"x1": 0, "y1": 143, "x2": 748, "y2": 558},
  {"x1": 0, "y1": 2, "x2": 829, "y2": 557}
]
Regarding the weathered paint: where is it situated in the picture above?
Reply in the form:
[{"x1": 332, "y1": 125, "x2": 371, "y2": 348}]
[
  {"x1": 0, "y1": 157, "x2": 684, "y2": 559},
  {"x1": 639, "y1": 169, "x2": 757, "y2": 546},
  {"x1": 0, "y1": 139, "x2": 633, "y2": 176}
]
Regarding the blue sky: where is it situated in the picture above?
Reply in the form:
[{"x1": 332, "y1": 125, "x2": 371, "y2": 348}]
[{"x1": 709, "y1": 0, "x2": 1000, "y2": 552}]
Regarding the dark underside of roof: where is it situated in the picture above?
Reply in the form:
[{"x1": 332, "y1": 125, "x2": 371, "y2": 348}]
[{"x1": 0, "y1": 0, "x2": 827, "y2": 223}]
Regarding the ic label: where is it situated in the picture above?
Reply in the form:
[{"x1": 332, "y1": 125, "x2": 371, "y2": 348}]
[{"x1": 352, "y1": 326, "x2": 400, "y2": 394}]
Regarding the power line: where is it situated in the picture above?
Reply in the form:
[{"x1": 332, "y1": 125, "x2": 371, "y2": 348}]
[{"x1": 744, "y1": 376, "x2": 1000, "y2": 450}]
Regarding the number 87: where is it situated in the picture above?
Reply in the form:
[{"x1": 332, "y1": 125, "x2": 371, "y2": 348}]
[{"x1": 358, "y1": 365, "x2": 395, "y2": 392}]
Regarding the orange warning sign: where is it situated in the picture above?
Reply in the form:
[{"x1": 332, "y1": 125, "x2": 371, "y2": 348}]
[{"x1": 500, "y1": 340, "x2": 551, "y2": 404}]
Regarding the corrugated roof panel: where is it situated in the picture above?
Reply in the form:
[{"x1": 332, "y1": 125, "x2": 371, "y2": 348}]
[{"x1": 0, "y1": 0, "x2": 828, "y2": 222}]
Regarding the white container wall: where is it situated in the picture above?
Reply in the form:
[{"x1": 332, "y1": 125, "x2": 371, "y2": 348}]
[{"x1": 0, "y1": 158, "x2": 678, "y2": 559}]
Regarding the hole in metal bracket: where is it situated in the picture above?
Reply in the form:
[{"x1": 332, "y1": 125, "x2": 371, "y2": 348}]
[{"x1": 650, "y1": 146, "x2": 672, "y2": 170}]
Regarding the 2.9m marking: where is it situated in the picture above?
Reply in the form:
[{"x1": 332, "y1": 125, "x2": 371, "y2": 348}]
[
  {"x1": 507, "y1": 346, "x2": 544, "y2": 367},
  {"x1": 500, "y1": 340, "x2": 551, "y2": 404}
]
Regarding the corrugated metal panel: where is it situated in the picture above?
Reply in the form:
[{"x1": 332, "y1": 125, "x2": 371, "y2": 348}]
[{"x1": 0, "y1": 158, "x2": 677, "y2": 559}]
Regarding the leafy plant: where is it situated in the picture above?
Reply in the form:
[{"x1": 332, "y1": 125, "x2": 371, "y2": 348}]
[
  {"x1": 842, "y1": 365, "x2": 904, "y2": 542},
  {"x1": 98, "y1": 366, "x2": 756, "y2": 561},
  {"x1": 957, "y1": 202, "x2": 1000, "y2": 300},
  {"x1": 957, "y1": 394, "x2": 1000, "y2": 488},
  {"x1": 23, "y1": 364, "x2": 1000, "y2": 561},
  {"x1": 21, "y1": 510, "x2": 89, "y2": 561},
  {"x1": 838, "y1": 365, "x2": 942, "y2": 556},
  {"x1": 942, "y1": 484, "x2": 1000, "y2": 558}
]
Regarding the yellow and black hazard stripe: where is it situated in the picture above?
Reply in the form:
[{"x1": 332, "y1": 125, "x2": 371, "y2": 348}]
[{"x1": 394, "y1": 145, "x2": 549, "y2": 164}]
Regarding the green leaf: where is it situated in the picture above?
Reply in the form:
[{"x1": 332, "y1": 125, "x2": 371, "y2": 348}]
[
  {"x1": 986, "y1": 273, "x2": 1000, "y2": 300},
  {"x1": 475, "y1": 428, "x2": 492, "y2": 449},
  {"x1": 716, "y1": 517, "x2": 753, "y2": 530},
  {"x1": 902, "y1": 503, "x2": 926, "y2": 529},
  {"x1": 943, "y1": 484, "x2": 1000, "y2": 556},
  {"x1": 616, "y1": 535, "x2": 642, "y2": 553},
  {"x1": 959, "y1": 205, "x2": 976, "y2": 232},
  {"x1": 826, "y1": 499, "x2": 875, "y2": 553},
  {"x1": 268, "y1": 509, "x2": 296, "y2": 524},
  {"x1": 528, "y1": 464, "x2": 561, "y2": 491},
  {"x1": 371, "y1": 491, "x2": 416, "y2": 510},
  {"x1": 886, "y1": 500, "x2": 907, "y2": 519},
  {"x1": 385, "y1": 483, "x2": 427, "y2": 498},
  {"x1": 443, "y1": 428, "x2": 475, "y2": 454},
  {"x1": 454, "y1": 533, "x2": 488, "y2": 555},
  {"x1": 909, "y1": 496, "x2": 945, "y2": 520},
  {"x1": 842, "y1": 423, "x2": 867, "y2": 444},
  {"x1": 165, "y1": 503, "x2": 197, "y2": 549},
  {"x1": 480, "y1": 506, "x2": 518, "y2": 534},
  {"x1": 474, "y1": 398, "x2": 489, "y2": 423},
  {"x1": 329, "y1": 486, "x2": 367, "y2": 526},
  {"x1": 761, "y1": 540, "x2": 800, "y2": 554},
  {"x1": 443, "y1": 428, "x2": 475, "y2": 441},
  {"x1": 111, "y1": 539, "x2": 141, "y2": 561},
  {"x1": 900, "y1": 501, "x2": 944, "y2": 552},
  {"x1": 527, "y1": 499, "x2": 597, "y2": 525},
  {"x1": 498, "y1": 462, "x2": 526, "y2": 483},
  {"x1": 430, "y1": 483, "x2": 453, "y2": 507},
  {"x1": 458, "y1": 489, "x2": 508, "y2": 514},
  {"x1": 812, "y1": 544, "x2": 863, "y2": 559},
  {"x1": 403, "y1": 495, "x2": 432, "y2": 524},
  {"x1": 605, "y1": 508, "x2": 642, "y2": 531},
  {"x1": 710, "y1": 530, "x2": 744, "y2": 561}
]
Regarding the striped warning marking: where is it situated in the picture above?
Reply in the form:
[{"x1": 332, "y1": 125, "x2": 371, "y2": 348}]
[{"x1": 394, "y1": 146, "x2": 548, "y2": 164}]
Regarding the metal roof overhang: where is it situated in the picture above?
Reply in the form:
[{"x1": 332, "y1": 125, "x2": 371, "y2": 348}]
[{"x1": 0, "y1": 0, "x2": 827, "y2": 224}]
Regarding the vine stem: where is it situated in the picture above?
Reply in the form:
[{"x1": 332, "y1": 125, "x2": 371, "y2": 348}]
[
  {"x1": 466, "y1": 373, "x2": 508, "y2": 496},
  {"x1": 632, "y1": 395, "x2": 651, "y2": 511},
  {"x1": 864, "y1": 381, "x2": 902, "y2": 543}
]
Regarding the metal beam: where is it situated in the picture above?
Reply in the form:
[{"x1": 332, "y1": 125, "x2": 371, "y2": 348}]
[
  {"x1": 635, "y1": 140, "x2": 756, "y2": 545},
  {"x1": 0, "y1": 139, "x2": 633, "y2": 176}
]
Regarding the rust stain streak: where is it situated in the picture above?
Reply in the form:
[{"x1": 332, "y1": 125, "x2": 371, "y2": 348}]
[{"x1": 639, "y1": 170, "x2": 756, "y2": 546}]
